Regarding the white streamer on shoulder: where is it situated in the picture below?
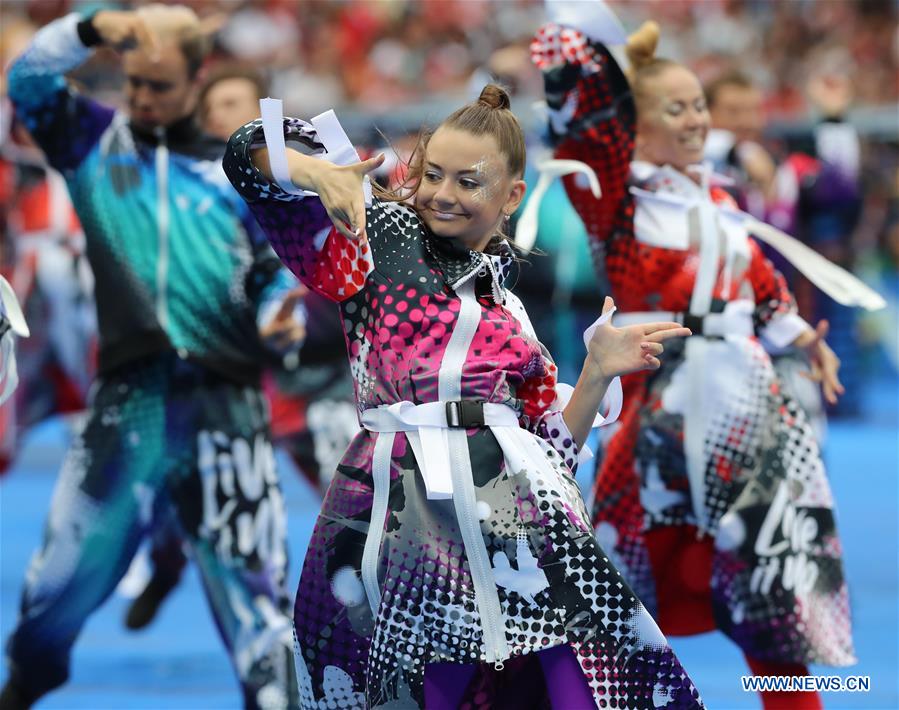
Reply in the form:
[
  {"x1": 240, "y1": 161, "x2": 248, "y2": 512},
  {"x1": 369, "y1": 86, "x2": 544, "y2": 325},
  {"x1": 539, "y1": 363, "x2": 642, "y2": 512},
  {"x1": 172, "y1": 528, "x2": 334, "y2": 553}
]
[{"x1": 259, "y1": 98, "x2": 372, "y2": 206}]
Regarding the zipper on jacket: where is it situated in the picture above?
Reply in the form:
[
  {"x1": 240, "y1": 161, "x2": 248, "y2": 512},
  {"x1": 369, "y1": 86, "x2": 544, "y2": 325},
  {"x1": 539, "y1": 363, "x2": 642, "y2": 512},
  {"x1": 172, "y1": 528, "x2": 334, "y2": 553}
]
[{"x1": 154, "y1": 127, "x2": 170, "y2": 331}]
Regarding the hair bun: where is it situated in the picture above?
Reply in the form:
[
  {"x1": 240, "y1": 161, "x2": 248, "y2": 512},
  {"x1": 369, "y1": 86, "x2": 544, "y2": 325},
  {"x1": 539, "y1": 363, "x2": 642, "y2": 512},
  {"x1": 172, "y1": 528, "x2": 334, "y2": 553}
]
[
  {"x1": 477, "y1": 84, "x2": 512, "y2": 110},
  {"x1": 625, "y1": 20, "x2": 660, "y2": 73}
]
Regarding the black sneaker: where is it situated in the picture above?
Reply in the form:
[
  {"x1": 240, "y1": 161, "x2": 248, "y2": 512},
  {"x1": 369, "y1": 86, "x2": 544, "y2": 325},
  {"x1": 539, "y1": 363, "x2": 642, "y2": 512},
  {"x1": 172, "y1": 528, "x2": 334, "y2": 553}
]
[
  {"x1": 124, "y1": 572, "x2": 181, "y2": 631},
  {"x1": 0, "y1": 680, "x2": 38, "y2": 710}
]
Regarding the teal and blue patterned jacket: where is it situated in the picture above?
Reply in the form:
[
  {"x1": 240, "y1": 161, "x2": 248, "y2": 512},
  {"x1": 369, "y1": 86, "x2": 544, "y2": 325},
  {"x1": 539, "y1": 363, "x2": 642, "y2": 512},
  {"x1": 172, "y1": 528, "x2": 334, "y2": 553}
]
[{"x1": 7, "y1": 13, "x2": 295, "y2": 385}]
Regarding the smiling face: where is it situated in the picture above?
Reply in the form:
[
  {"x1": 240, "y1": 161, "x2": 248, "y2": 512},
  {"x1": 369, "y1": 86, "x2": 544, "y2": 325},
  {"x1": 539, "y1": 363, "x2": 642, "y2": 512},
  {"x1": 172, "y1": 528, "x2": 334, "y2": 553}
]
[
  {"x1": 123, "y1": 43, "x2": 200, "y2": 132},
  {"x1": 635, "y1": 65, "x2": 710, "y2": 172},
  {"x1": 413, "y1": 126, "x2": 525, "y2": 252}
]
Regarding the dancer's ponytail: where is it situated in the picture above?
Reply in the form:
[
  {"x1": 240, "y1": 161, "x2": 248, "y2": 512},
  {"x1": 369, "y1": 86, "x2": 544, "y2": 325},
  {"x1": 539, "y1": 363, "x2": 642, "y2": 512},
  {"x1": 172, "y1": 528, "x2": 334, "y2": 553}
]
[
  {"x1": 625, "y1": 20, "x2": 661, "y2": 77},
  {"x1": 625, "y1": 21, "x2": 678, "y2": 114},
  {"x1": 475, "y1": 84, "x2": 513, "y2": 111},
  {"x1": 374, "y1": 83, "x2": 525, "y2": 201},
  {"x1": 443, "y1": 83, "x2": 524, "y2": 178}
]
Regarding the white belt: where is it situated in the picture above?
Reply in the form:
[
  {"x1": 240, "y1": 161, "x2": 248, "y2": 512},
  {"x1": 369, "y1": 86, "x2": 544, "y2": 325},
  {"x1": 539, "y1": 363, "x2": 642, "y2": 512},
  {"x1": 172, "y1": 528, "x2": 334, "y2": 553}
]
[
  {"x1": 361, "y1": 400, "x2": 520, "y2": 501},
  {"x1": 357, "y1": 398, "x2": 520, "y2": 634},
  {"x1": 613, "y1": 299, "x2": 755, "y2": 339},
  {"x1": 616, "y1": 299, "x2": 754, "y2": 535}
]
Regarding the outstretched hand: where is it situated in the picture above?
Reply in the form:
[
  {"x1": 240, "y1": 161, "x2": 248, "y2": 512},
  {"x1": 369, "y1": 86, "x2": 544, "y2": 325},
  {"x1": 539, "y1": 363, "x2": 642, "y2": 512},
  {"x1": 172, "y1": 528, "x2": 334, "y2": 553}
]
[
  {"x1": 736, "y1": 141, "x2": 777, "y2": 195},
  {"x1": 586, "y1": 297, "x2": 692, "y2": 379},
  {"x1": 796, "y1": 319, "x2": 844, "y2": 405},
  {"x1": 311, "y1": 154, "x2": 386, "y2": 243},
  {"x1": 259, "y1": 285, "x2": 307, "y2": 353},
  {"x1": 807, "y1": 73, "x2": 853, "y2": 119}
]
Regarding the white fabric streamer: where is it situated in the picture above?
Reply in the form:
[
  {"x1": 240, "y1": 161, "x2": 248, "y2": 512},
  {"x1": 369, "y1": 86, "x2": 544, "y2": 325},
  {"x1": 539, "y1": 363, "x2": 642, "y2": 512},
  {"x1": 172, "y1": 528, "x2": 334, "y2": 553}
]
[
  {"x1": 626, "y1": 179, "x2": 885, "y2": 312},
  {"x1": 515, "y1": 159, "x2": 601, "y2": 253},
  {"x1": 546, "y1": 0, "x2": 628, "y2": 45},
  {"x1": 0, "y1": 276, "x2": 29, "y2": 405},
  {"x1": 259, "y1": 98, "x2": 372, "y2": 206},
  {"x1": 259, "y1": 98, "x2": 310, "y2": 197},
  {"x1": 742, "y1": 215, "x2": 885, "y2": 311}
]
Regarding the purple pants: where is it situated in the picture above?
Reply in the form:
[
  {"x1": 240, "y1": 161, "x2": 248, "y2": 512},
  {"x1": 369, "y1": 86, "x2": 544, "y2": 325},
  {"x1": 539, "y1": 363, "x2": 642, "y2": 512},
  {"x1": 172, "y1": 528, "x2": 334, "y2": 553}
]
[{"x1": 423, "y1": 644, "x2": 595, "y2": 709}]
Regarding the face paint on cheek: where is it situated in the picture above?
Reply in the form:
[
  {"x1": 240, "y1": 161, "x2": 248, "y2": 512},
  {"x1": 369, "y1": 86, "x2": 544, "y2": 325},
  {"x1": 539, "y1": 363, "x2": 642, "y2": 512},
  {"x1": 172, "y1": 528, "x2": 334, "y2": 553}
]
[
  {"x1": 659, "y1": 107, "x2": 682, "y2": 129},
  {"x1": 470, "y1": 157, "x2": 501, "y2": 203}
]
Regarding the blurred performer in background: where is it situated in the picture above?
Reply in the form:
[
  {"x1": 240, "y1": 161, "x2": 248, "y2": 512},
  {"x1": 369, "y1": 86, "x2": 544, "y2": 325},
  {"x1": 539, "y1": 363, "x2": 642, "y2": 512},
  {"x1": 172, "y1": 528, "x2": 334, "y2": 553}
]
[
  {"x1": 200, "y1": 64, "x2": 358, "y2": 495},
  {"x1": 706, "y1": 70, "x2": 863, "y2": 425},
  {"x1": 199, "y1": 64, "x2": 270, "y2": 143},
  {"x1": 123, "y1": 62, "x2": 361, "y2": 636},
  {"x1": 1, "y1": 6, "x2": 303, "y2": 708},
  {"x1": 529, "y1": 6, "x2": 876, "y2": 708},
  {"x1": 705, "y1": 70, "x2": 861, "y2": 267},
  {"x1": 0, "y1": 17, "x2": 96, "y2": 475}
]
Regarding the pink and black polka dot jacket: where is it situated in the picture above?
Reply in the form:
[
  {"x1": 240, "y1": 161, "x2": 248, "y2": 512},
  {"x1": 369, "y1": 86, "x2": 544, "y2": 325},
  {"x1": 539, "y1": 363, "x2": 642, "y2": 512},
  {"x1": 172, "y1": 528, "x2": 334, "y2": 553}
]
[{"x1": 223, "y1": 117, "x2": 704, "y2": 708}]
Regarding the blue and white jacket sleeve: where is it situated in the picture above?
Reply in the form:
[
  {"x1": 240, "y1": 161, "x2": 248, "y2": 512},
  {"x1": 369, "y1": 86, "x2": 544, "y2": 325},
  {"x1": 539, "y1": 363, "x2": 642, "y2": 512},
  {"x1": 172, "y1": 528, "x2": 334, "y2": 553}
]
[{"x1": 7, "y1": 13, "x2": 115, "y2": 173}]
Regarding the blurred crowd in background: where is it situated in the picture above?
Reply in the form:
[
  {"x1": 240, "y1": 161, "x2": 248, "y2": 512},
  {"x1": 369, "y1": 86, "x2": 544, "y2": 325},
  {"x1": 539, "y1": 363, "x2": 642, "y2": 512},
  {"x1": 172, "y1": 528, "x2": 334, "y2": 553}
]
[
  {"x1": 3, "y1": 1, "x2": 897, "y2": 117},
  {"x1": 6, "y1": 1, "x2": 897, "y2": 109},
  {"x1": 1, "y1": 0, "x2": 897, "y2": 427}
]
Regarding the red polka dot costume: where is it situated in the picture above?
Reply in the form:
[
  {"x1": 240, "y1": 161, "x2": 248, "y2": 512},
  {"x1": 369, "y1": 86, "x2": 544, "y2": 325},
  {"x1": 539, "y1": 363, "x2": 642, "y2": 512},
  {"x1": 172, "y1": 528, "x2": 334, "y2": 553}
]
[
  {"x1": 224, "y1": 116, "x2": 704, "y2": 708},
  {"x1": 532, "y1": 22, "x2": 854, "y2": 668}
]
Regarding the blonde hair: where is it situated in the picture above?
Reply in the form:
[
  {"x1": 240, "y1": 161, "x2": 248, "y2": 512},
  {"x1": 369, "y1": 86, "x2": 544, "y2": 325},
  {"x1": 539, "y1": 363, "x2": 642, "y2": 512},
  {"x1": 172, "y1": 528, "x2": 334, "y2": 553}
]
[
  {"x1": 624, "y1": 21, "x2": 679, "y2": 114},
  {"x1": 135, "y1": 4, "x2": 210, "y2": 76}
]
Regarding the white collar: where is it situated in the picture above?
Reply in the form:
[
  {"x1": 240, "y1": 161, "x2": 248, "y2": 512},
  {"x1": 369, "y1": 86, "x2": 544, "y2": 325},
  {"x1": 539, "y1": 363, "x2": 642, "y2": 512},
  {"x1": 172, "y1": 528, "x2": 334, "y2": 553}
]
[{"x1": 631, "y1": 160, "x2": 734, "y2": 198}]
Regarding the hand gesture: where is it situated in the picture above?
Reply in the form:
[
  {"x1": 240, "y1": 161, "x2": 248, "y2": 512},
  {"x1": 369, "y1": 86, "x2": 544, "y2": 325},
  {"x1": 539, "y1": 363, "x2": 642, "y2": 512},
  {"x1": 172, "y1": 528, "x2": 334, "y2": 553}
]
[
  {"x1": 586, "y1": 297, "x2": 691, "y2": 379},
  {"x1": 807, "y1": 74, "x2": 853, "y2": 119},
  {"x1": 310, "y1": 154, "x2": 385, "y2": 242},
  {"x1": 735, "y1": 141, "x2": 777, "y2": 194},
  {"x1": 92, "y1": 10, "x2": 160, "y2": 56},
  {"x1": 259, "y1": 286, "x2": 307, "y2": 353},
  {"x1": 797, "y1": 319, "x2": 844, "y2": 404}
]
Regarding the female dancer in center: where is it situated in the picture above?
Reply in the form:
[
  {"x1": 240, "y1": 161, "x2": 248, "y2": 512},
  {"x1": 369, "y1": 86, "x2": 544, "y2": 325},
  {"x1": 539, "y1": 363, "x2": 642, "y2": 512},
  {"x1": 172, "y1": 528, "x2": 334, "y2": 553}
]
[
  {"x1": 224, "y1": 84, "x2": 701, "y2": 708},
  {"x1": 530, "y1": 12, "x2": 856, "y2": 710}
]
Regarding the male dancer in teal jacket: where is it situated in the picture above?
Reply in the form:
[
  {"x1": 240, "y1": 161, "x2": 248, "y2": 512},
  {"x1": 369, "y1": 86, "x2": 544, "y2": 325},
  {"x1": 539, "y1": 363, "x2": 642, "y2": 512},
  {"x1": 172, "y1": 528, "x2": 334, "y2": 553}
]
[{"x1": 2, "y1": 6, "x2": 303, "y2": 708}]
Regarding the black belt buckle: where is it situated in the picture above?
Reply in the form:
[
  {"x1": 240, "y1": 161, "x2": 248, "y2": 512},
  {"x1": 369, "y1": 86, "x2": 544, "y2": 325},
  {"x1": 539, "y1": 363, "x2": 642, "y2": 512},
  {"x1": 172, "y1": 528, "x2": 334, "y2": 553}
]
[
  {"x1": 445, "y1": 400, "x2": 486, "y2": 428},
  {"x1": 681, "y1": 313, "x2": 705, "y2": 337}
]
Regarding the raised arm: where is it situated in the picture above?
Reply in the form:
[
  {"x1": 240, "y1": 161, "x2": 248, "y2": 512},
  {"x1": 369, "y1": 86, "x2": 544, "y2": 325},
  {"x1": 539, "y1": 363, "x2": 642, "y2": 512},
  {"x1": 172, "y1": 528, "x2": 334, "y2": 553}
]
[
  {"x1": 249, "y1": 145, "x2": 383, "y2": 244},
  {"x1": 531, "y1": 23, "x2": 636, "y2": 246},
  {"x1": 224, "y1": 117, "x2": 382, "y2": 302},
  {"x1": 5, "y1": 13, "x2": 144, "y2": 172}
]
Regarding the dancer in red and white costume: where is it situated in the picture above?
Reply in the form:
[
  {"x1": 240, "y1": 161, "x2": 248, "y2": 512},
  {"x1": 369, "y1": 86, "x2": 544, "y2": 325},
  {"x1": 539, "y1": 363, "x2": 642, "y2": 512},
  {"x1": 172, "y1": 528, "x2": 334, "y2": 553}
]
[{"x1": 526, "y1": 5, "x2": 881, "y2": 708}]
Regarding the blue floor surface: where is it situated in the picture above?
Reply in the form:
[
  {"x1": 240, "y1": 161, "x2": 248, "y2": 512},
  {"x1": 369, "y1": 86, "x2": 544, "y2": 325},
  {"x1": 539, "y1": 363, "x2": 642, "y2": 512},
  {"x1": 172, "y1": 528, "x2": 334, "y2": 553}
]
[{"x1": 1, "y1": 376, "x2": 897, "y2": 709}]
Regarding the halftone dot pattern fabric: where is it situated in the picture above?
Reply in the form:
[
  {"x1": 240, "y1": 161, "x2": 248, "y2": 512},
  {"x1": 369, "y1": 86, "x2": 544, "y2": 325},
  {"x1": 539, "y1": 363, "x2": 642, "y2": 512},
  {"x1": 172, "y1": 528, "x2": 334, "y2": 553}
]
[
  {"x1": 6, "y1": 17, "x2": 301, "y2": 705},
  {"x1": 535, "y1": 23, "x2": 854, "y2": 667},
  {"x1": 6, "y1": 22, "x2": 115, "y2": 174},
  {"x1": 9, "y1": 35, "x2": 290, "y2": 384},
  {"x1": 226, "y1": 118, "x2": 704, "y2": 707},
  {"x1": 531, "y1": 23, "x2": 603, "y2": 74},
  {"x1": 8, "y1": 358, "x2": 298, "y2": 703}
]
